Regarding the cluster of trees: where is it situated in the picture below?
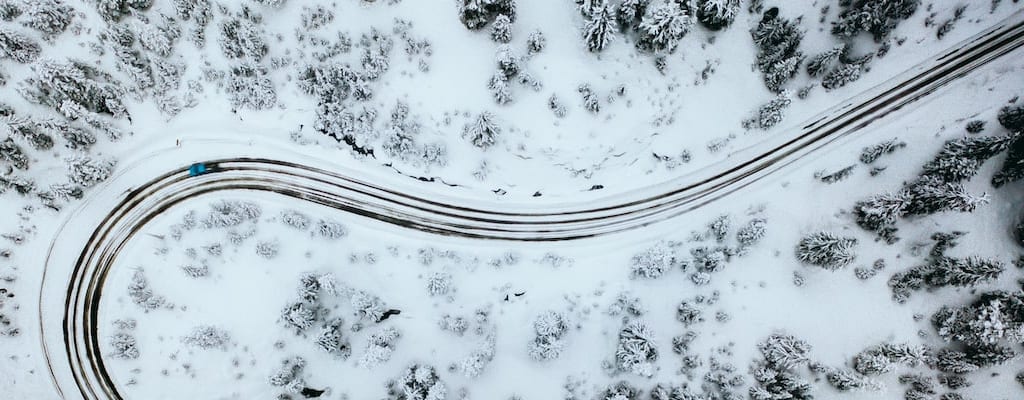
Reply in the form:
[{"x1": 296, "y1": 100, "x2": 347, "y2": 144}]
[
  {"x1": 200, "y1": 200, "x2": 262, "y2": 229},
  {"x1": 853, "y1": 118, "x2": 1021, "y2": 242},
  {"x1": 268, "y1": 356, "x2": 311, "y2": 396},
  {"x1": 386, "y1": 363, "x2": 447, "y2": 400},
  {"x1": 751, "y1": 8, "x2": 804, "y2": 93},
  {"x1": 107, "y1": 319, "x2": 140, "y2": 360},
  {"x1": 20, "y1": 59, "x2": 129, "y2": 140},
  {"x1": 889, "y1": 232, "x2": 1005, "y2": 303},
  {"x1": 832, "y1": 0, "x2": 921, "y2": 42},
  {"x1": 574, "y1": 0, "x2": 713, "y2": 55},
  {"x1": 456, "y1": 0, "x2": 516, "y2": 31},
  {"x1": 613, "y1": 320, "x2": 659, "y2": 377},
  {"x1": 487, "y1": 45, "x2": 541, "y2": 106},
  {"x1": 527, "y1": 310, "x2": 568, "y2": 361},
  {"x1": 182, "y1": 325, "x2": 230, "y2": 349},
  {"x1": 629, "y1": 214, "x2": 766, "y2": 284},
  {"x1": 749, "y1": 333, "x2": 813, "y2": 400},
  {"x1": 992, "y1": 103, "x2": 1024, "y2": 187},
  {"x1": 127, "y1": 269, "x2": 167, "y2": 310}
]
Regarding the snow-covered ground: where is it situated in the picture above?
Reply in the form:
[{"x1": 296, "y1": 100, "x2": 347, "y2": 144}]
[{"x1": 2, "y1": 0, "x2": 1024, "y2": 399}]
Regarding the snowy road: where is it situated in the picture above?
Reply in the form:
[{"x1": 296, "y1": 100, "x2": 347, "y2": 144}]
[{"x1": 40, "y1": 10, "x2": 1024, "y2": 400}]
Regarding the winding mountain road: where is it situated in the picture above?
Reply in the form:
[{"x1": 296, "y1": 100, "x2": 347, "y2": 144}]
[{"x1": 39, "y1": 10, "x2": 1024, "y2": 400}]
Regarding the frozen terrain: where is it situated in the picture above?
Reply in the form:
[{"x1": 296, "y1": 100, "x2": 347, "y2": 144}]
[{"x1": 1, "y1": 1, "x2": 1023, "y2": 400}]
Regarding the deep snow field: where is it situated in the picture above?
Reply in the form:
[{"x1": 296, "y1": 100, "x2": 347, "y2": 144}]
[{"x1": 1, "y1": 0, "x2": 1024, "y2": 400}]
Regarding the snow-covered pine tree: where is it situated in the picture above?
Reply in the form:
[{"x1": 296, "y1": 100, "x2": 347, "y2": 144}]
[
  {"x1": 903, "y1": 177, "x2": 988, "y2": 216},
  {"x1": 921, "y1": 134, "x2": 1016, "y2": 183},
  {"x1": 108, "y1": 332, "x2": 139, "y2": 359},
  {"x1": 225, "y1": 62, "x2": 277, "y2": 110},
  {"x1": 992, "y1": 135, "x2": 1024, "y2": 187},
  {"x1": 462, "y1": 111, "x2": 500, "y2": 149},
  {"x1": 268, "y1": 357, "x2": 307, "y2": 395},
  {"x1": 832, "y1": 0, "x2": 921, "y2": 42},
  {"x1": 0, "y1": 1, "x2": 21, "y2": 21},
  {"x1": 219, "y1": 13, "x2": 268, "y2": 60},
  {"x1": 860, "y1": 137, "x2": 906, "y2": 164},
  {"x1": 852, "y1": 190, "x2": 911, "y2": 231},
  {"x1": 0, "y1": 28, "x2": 41, "y2": 63},
  {"x1": 4, "y1": 118, "x2": 54, "y2": 150},
  {"x1": 630, "y1": 241, "x2": 676, "y2": 279},
  {"x1": 636, "y1": 1, "x2": 692, "y2": 54},
  {"x1": 20, "y1": 0, "x2": 73, "y2": 36},
  {"x1": 490, "y1": 14, "x2": 512, "y2": 43},
  {"x1": 66, "y1": 156, "x2": 115, "y2": 187},
  {"x1": 528, "y1": 311, "x2": 567, "y2": 361},
  {"x1": 751, "y1": 91, "x2": 792, "y2": 129},
  {"x1": 821, "y1": 62, "x2": 864, "y2": 91},
  {"x1": 751, "y1": 8, "x2": 804, "y2": 92},
  {"x1": 927, "y1": 256, "x2": 1004, "y2": 287},
  {"x1": 616, "y1": 0, "x2": 649, "y2": 31},
  {"x1": 583, "y1": 4, "x2": 616, "y2": 52},
  {"x1": 578, "y1": 83, "x2": 601, "y2": 113},
  {"x1": 796, "y1": 232, "x2": 857, "y2": 270},
  {"x1": 488, "y1": 71, "x2": 512, "y2": 105},
  {"x1": 20, "y1": 59, "x2": 128, "y2": 119},
  {"x1": 526, "y1": 30, "x2": 545, "y2": 54},
  {"x1": 600, "y1": 381, "x2": 641, "y2": 400},
  {"x1": 763, "y1": 55, "x2": 802, "y2": 93},
  {"x1": 182, "y1": 325, "x2": 230, "y2": 349},
  {"x1": 696, "y1": 0, "x2": 739, "y2": 31},
  {"x1": 998, "y1": 103, "x2": 1024, "y2": 132},
  {"x1": 806, "y1": 45, "x2": 844, "y2": 78}
]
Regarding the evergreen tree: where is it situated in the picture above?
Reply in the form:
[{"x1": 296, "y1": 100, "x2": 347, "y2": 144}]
[
  {"x1": 796, "y1": 232, "x2": 857, "y2": 270},
  {"x1": 5, "y1": 118, "x2": 54, "y2": 150},
  {"x1": 921, "y1": 134, "x2": 1016, "y2": 183},
  {"x1": 92, "y1": 0, "x2": 153, "y2": 22},
  {"x1": 992, "y1": 134, "x2": 1024, "y2": 187},
  {"x1": 0, "y1": 0, "x2": 21, "y2": 22},
  {"x1": 751, "y1": 8, "x2": 804, "y2": 92},
  {"x1": 457, "y1": 0, "x2": 516, "y2": 30},
  {"x1": 821, "y1": 62, "x2": 864, "y2": 91},
  {"x1": 387, "y1": 363, "x2": 447, "y2": 400},
  {"x1": 490, "y1": 14, "x2": 512, "y2": 43},
  {"x1": 806, "y1": 45, "x2": 844, "y2": 78},
  {"x1": 66, "y1": 156, "x2": 115, "y2": 187},
  {"x1": 20, "y1": 0, "x2": 73, "y2": 36},
  {"x1": 488, "y1": 71, "x2": 512, "y2": 105},
  {"x1": 751, "y1": 91, "x2": 792, "y2": 129},
  {"x1": 832, "y1": 0, "x2": 921, "y2": 42},
  {"x1": 219, "y1": 12, "x2": 268, "y2": 60},
  {"x1": 583, "y1": 5, "x2": 617, "y2": 52},
  {"x1": 526, "y1": 30, "x2": 546, "y2": 54},
  {"x1": 696, "y1": 0, "x2": 739, "y2": 30},
  {"x1": 636, "y1": 2, "x2": 693, "y2": 54},
  {"x1": 998, "y1": 103, "x2": 1024, "y2": 132},
  {"x1": 0, "y1": 28, "x2": 41, "y2": 63},
  {"x1": 904, "y1": 177, "x2": 988, "y2": 216},
  {"x1": 462, "y1": 111, "x2": 500, "y2": 149},
  {"x1": 615, "y1": 320, "x2": 658, "y2": 377},
  {"x1": 860, "y1": 137, "x2": 906, "y2": 164},
  {"x1": 20, "y1": 59, "x2": 128, "y2": 119},
  {"x1": 616, "y1": 0, "x2": 649, "y2": 31}
]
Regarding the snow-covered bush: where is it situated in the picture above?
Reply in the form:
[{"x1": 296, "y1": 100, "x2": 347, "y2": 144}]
[
  {"x1": 255, "y1": 240, "x2": 279, "y2": 259},
  {"x1": 182, "y1": 325, "x2": 230, "y2": 349},
  {"x1": 600, "y1": 381, "x2": 641, "y2": 400},
  {"x1": 269, "y1": 356, "x2": 307, "y2": 394},
  {"x1": 315, "y1": 319, "x2": 351, "y2": 358},
  {"x1": 750, "y1": 334, "x2": 813, "y2": 400},
  {"x1": 490, "y1": 14, "x2": 512, "y2": 43},
  {"x1": 108, "y1": 332, "x2": 139, "y2": 359},
  {"x1": 425, "y1": 272, "x2": 453, "y2": 297},
  {"x1": 759, "y1": 333, "x2": 811, "y2": 370},
  {"x1": 439, "y1": 314, "x2": 468, "y2": 336},
  {"x1": 359, "y1": 326, "x2": 401, "y2": 368},
  {"x1": 315, "y1": 219, "x2": 347, "y2": 239},
  {"x1": 279, "y1": 209, "x2": 310, "y2": 230},
  {"x1": 629, "y1": 242, "x2": 677, "y2": 279},
  {"x1": 528, "y1": 310, "x2": 567, "y2": 361},
  {"x1": 201, "y1": 200, "x2": 261, "y2": 229},
  {"x1": 676, "y1": 301, "x2": 703, "y2": 326},
  {"x1": 614, "y1": 320, "x2": 658, "y2": 377},
  {"x1": 92, "y1": 0, "x2": 152, "y2": 22},
  {"x1": 526, "y1": 30, "x2": 545, "y2": 54},
  {"x1": 998, "y1": 103, "x2": 1024, "y2": 132},
  {"x1": 860, "y1": 138, "x2": 906, "y2": 164},
  {"x1": 280, "y1": 301, "x2": 320, "y2": 332},
  {"x1": 387, "y1": 363, "x2": 447, "y2": 400},
  {"x1": 127, "y1": 269, "x2": 166, "y2": 310},
  {"x1": 456, "y1": 331, "x2": 496, "y2": 377},
  {"x1": 351, "y1": 290, "x2": 387, "y2": 322},
  {"x1": 796, "y1": 232, "x2": 857, "y2": 270},
  {"x1": 736, "y1": 218, "x2": 767, "y2": 248},
  {"x1": 0, "y1": 138, "x2": 28, "y2": 170}
]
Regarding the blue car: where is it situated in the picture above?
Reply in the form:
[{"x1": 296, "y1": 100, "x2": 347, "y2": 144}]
[{"x1": 188, "y1": 163, "x2": 210, "y2": 177}]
